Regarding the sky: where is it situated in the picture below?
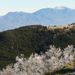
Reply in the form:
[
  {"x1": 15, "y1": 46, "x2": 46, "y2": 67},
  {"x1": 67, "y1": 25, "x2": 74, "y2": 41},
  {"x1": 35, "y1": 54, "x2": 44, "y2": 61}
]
[{"x1": 0, "y1": 0, "x2": 75, "y2": 15}]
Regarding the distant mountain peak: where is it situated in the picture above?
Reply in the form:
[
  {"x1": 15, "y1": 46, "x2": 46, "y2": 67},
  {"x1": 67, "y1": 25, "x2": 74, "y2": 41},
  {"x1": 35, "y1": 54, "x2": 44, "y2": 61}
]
[{"x1": 0, "y1": 7, "x2": 75, "y2": 31}]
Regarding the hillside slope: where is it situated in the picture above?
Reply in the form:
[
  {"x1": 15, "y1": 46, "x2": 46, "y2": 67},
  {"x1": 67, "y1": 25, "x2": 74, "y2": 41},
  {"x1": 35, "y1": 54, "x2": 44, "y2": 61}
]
[{"x1": 0, "y1": 24, "x2": 75, "y2": 69}]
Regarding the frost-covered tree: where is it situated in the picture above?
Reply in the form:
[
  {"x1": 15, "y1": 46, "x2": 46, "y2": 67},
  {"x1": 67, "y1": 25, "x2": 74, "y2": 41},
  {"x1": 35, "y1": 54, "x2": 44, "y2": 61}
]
[{"x1": 0, "y1": 45, "x2": 75, "y2": 75}]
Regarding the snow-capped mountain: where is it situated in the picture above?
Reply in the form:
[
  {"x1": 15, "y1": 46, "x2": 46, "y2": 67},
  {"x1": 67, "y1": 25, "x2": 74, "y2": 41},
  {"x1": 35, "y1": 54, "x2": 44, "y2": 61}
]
[{"x1": 0, "y1": 7, "x2": 75, "y2": 31}]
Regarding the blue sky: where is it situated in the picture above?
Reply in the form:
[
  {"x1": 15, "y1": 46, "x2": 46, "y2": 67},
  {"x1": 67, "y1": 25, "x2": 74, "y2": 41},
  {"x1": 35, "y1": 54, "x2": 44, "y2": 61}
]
[{"x1": 0, "y1": 0, "x2": 75, "y2": 15}]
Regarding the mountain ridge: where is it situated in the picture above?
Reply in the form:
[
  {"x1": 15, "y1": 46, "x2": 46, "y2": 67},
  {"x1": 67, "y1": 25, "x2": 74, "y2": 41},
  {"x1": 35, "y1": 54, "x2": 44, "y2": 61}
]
[{"x1": 0, "y1": 7, "x2": 75, "y2": 31}]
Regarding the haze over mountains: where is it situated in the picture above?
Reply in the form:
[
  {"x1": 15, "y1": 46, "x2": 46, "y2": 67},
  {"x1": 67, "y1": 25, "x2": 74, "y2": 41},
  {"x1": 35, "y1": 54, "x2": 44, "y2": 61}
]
[{"x1": 0, "y1": 7, "x2": 75, "y2": 31}]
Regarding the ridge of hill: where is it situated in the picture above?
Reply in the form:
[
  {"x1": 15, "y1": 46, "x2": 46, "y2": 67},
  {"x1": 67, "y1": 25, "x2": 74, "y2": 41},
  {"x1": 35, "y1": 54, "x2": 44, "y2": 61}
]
[{"x1": 0, "y1": 24, "x2": 75, "y2": 69}]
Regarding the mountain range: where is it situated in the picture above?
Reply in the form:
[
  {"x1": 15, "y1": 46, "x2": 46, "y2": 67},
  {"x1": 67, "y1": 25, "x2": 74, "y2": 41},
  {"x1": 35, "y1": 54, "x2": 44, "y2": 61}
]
[{"x1": 0, "y1": 7, "x2": 75, "y2": 31}]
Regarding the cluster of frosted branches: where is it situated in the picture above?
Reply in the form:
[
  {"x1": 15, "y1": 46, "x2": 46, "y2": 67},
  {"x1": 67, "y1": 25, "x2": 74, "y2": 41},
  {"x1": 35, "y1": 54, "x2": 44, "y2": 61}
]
[{"x1": 0, "y1": 45, "x2": 75, "y2": 75}]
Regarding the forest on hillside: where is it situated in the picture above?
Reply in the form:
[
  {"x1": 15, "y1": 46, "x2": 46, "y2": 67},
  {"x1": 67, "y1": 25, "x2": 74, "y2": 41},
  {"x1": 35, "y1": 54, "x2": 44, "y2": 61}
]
[{"x1": 0, "y1": 24, "x2": 75, "y2": 71}]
